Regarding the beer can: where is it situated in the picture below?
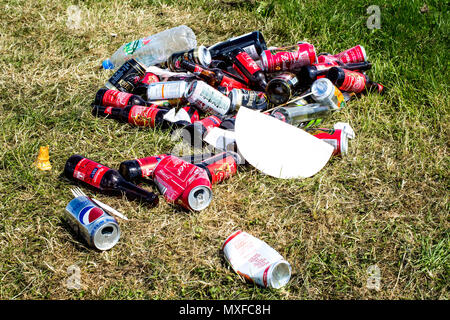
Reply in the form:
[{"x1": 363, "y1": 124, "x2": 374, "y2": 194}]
[
  {"x1": 105, "y1": 58, "x2": 147, "y2": 92},
  {"x1": 165, "y1": 46, "x2": 212, "y2": 71},
  {"x1": 152, "y1": 155, "x2": 212, "y2": 211},
  {"x1": 147, "y1": 81, "x2": 189, "y2": 101},
  {"x1": 185, "y1": 80, "x2": 232, "y2": 115},
  {"x1": 65, "y1": 196, "x2": 120, "y2": 250},
  {"x1": 229, "y1": 88, "x2": 268, "y2": 111},
  {"x1": 311, "y1": 78, "x2": 346, "y2": 110},
  {"x1": 307, "y1": 127, "x2": 348, "y2": 156},
  {"x1": 222, "y1": 230, "x2": 291, "y2": 289},
  {"x1": 260, "y1": 42, "x2": 316, "y2": 72},
  {"x1": 266, "y1": 72, "x2": 299, "y2": 105}
]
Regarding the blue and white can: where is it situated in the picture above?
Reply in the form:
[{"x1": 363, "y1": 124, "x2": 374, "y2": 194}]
[{"x1": 65, "y1": 196, "x2": 120, "y2": 250}]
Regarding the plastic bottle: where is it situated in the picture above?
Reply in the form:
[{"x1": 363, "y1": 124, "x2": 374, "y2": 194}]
[{"x1": 102, "y1": 25, "x2": 197, "y2": 70}]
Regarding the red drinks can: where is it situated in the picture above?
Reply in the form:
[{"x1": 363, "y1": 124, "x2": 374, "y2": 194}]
[
  {"x1": 307, "y1": 128, "x2": 348, "y2": 156},
  {"x1": 152, "y1": 155, "x2": 212, "y2": 211},
  {"x1": 260, "y1": 42, "x2": 316, "y2": 72},
  {"x1": 318, "y1": 45, "x2": 367, "y2": 65}
]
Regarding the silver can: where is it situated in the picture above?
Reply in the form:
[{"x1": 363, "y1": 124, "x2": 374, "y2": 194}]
[
  {"x1": 146, "y1": 81, "x2": 189, "y2": 101},
  {"x1": 65, "y1": 196, "x2": 120, "y2": 251},
  {"x1": 185, "y1": 80, "x2": 232, "y2": 115},
  {"x1": 311, "y1": 78, "x2": 346, "y2": 110}
]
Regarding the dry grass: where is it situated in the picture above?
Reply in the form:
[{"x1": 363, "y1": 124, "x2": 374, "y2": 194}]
[{"x1": 0, "y1": 0, "x2": 448, "y2": 299}]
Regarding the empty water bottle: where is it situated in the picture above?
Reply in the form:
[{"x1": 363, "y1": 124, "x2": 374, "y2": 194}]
[{"x1": 102, "y1": 25, "x2": 197, "y2": 69}]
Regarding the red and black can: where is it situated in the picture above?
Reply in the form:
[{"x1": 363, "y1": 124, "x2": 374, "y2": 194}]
[{"x1": 105, "y1": 58, "x2": 147, "y2": 92}]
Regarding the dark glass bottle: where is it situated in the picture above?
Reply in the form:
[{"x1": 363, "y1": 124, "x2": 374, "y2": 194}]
[
  {"x1": 207, "y1": 31, "x2": 267, "y2": 61},
  {"x1": 180, "y1": 60, "x2": 248, "y2": 90},
  {"x1": 326, "y1": 67, "x2": 385, "y2": 94},
  {"x1": 228, "y1": 48, "x2": 267, "y2": 91},
  {"x1": 119, "y1": 153, "x2": 212, "y2": 181},
  {"x1": 92, "y1": 105, "x2": 173, "y2": 128},
  {"x1": 298, "y1": 61, "x2": 372, "y2": 87},
  {"x1": 94, "y1": 88, "x2": 149, "y2": 108},
  {"x1": 266, "y1": 72, "x2": 301, "y2": 105},
  {"x1": 64, "y1": 155, "x2": 159, "y2": 206}
]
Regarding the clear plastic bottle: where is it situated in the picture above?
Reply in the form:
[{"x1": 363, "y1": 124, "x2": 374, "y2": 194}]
[{"x1": 102, "y1": 25, "x2": 197, "y2": 69}]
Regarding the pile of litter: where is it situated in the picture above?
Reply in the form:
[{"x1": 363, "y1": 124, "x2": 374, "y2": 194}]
[{"x1": 35, "y1": 25, "x2": 385, "y2": 289}]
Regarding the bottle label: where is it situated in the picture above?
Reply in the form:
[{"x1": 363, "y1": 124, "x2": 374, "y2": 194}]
[
  {"x1": 340, "y1": 70, "x2": 366, "y2": 93},
  {"x1": 200, "y1": 115, "x2": 222, "y2": 132},
  {"x1": 147, "y1": 82, "x2": 187, "y2": 100},
  {"x1": 183, "y1": 106, "x2": 200, "y2": 123},
  {"x1": 128, "y1": 105, "x2": 160, "y2": 127},
  {"x1": 73, "y1": 158, "x2": 110, "y2": 189},
  {"x1": 105, "y1": 107, "x2": 113, "y2": 114},
  {"x1": 141, "y1": 72, "x2": 160, "y2": 85},
  {"x1": 220, "y1": 74, "x2": 249, "y2": 89},
  {"x1": 205, "y1": 155, "x2": 237, "y2": 184},
  {"x1": 102, "y1": 90, "x2": 132, "y2": 108},
  {"x1": 137, "y1": 154, "x2": 168, "y2": 177},
  {"x1": 235, "y1": 51, "x2": 261, "y2": 76},
  {"x1": 243, "y1": 45, "x2": 259, "y2": 60},
  {"x1": 123, "y1": 39, "x2": 143, "y2": 55}
]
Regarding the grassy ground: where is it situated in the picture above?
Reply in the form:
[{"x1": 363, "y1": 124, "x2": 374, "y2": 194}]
[{"x1": 0, "y1": 0, "x2": 448, "y2": 300}]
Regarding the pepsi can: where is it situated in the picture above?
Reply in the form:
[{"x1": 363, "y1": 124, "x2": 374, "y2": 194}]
[{"x1": 65, "y1": 196, "x2": 120, "y2": 250}]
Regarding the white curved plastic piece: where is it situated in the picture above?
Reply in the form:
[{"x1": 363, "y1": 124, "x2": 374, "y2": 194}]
[{"x1": 234, "y1": 107, "x2": 334, "y2": 179}]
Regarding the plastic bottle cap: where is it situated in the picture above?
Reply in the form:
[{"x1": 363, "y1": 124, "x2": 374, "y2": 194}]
[{"x1": 102, "y1": 59, "x2": 115, "y2": 70}]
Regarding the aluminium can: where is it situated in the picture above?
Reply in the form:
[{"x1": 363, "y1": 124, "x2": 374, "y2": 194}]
[{"x1": 65, "y1": 196, "x2": 120, "y2": 250}]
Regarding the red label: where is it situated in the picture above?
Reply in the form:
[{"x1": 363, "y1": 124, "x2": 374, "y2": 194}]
[
  {"x1": 205, "y1": 155, "x2": 237, "y2": 184},
  {"x1": 102, "y1": 90, "x2": 132, "y2": 108},
  {"x1": 309, "y1": 128, "x2": 341, "y2": 156},
  {"x1": 313, "y1": 61, "x2": 339, "y2": 71},
  {"x1": 137, "y1": 154, "x2": 168, "y2": 177},
  {"x1": 340, "y1": 70, "x2": 367, "y2": 93},
  {"x1": 128, "y1": 105, "x2": 160, "y2": 127},
  {"x1": 183, "y1": 106, "x2": 200, "y2": 123},
  {"x1": 219, "y1": 74, "x2": 249, "y2": 90},
  {"x1": 200, "y1": 115, "x2": 222, "y2": 132},
  {"x1": 141, "y1": 72, "x2": 159, "y2": 85},
  {"x1": 105, "y1": 107, "x2": 113, "y2": 114},
  {"x1": 235, "y1": 51, "x2": 261, "y2": 75},
  {"x1": 73, "y1": 158, "x2": 110, "y2": 189}
]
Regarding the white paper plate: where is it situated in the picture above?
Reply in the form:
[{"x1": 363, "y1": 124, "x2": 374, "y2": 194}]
[{"x1": 234, "y1": 107, "x2": 334, "y2": 179}]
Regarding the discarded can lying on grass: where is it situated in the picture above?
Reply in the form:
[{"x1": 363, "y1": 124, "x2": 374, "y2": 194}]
[
  {"x1": 65, "y1": 196, "x2": 120, "y2": 250},
  {"x1": 222, "y1": 230, "x2": 291, "y2": 289},
  {"x1": 105, "y1": 58, "x2": 147, "y2": 92},
  {"x1": 152, "y1": 155, "x2": 213, "y2": 211}
]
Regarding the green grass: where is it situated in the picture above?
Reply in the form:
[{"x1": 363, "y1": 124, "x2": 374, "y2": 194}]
[{"x1": 0, "y1": 0, "x2": 448, "y2": 299}]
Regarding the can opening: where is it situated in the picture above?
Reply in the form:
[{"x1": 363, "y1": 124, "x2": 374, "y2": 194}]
[
  {"x1": 188, "y1": 185, "x2": 212, "y2": 211},
  {"x1": 101, "y1": 226, "x2": 114, "y2": 237},
  {"x1": 270, "y1": 261, "x2": 291, "y2": 289}
]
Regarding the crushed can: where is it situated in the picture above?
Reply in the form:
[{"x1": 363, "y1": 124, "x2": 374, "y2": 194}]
[
  {"x1": 222, "y1": 230, "x2": 292, "y2": 289},
  {"x1": 65, "y1": 196, "x2": 120, "y2": 250},
  {"x1": 152, "y1": 155, "x2": 213, "y2": 211}
]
